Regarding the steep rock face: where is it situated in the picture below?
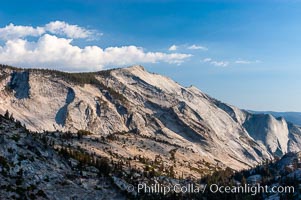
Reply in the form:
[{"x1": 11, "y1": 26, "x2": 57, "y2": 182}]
[
  {"x1": 243, "y1": 114, "x2": 289, "y2": 156},
  {"x1": 0, "y1": 65, "x2": 301, "y2": 170},
  {"x1": 0, "y1": 69, "x2": 128, "y2": 134},
  {"x1": 287, "y1": 123, "x2": 301, "y2": 152},
  {"x1": 105, "y1": 66, "x2": 270, "y2": 169}
]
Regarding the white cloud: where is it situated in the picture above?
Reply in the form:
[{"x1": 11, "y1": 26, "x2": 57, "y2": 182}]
[
  {"x1": 211, "y1": 61, "x2": 229, "y2": 67},
  {"x1": 235, "y1": 59, "x2": 261, "y2": 64},
  {"x1": 235, "y1": 60, "x2": 250, "y2": 64},
  {"x1": 202, "y1": 57, "x2": 229, "y2": 67},
  {"x1": 202, "y1": 58, "x2": 212, "y2": 62},
  {"x1": 169, "y1": 44, "x2": 208, "y2": 51},
  {"x1": 0, "y1": 23, "x2": 45, "y2": 40},
  {"x1": 0, "y1": 22, "x2": 192, "y2": 71},
  {"x1": 168, "y1": 45, "x2": 178, "y2": 51},
  {"x1": 0, "y1": 21, "x2": 98, "y2": 40},
  {"x1": 44, "y1": 21, "x2": 98, "y2": 39},
  {"x1": 187, "y1": 44, "x2": 208, "y2": 50},
  {"x1": 0, "y1": 34, "x2": 191, "y2": 71}
]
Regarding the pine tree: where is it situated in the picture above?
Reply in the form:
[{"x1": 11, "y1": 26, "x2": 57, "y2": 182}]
[
  {"x1": 241, "y1": 176, "x2": 247, "y2": 185},
  {"x1": 4, "y1": 110, "x2": 9, "y2": 119},
  {"x1": 9, "y1": 113, "x2": 14, "y2": 122}
]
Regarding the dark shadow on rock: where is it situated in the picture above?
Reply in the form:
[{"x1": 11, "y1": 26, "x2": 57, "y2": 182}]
[
  {"x1": 116, "y1": 104, "x2": 127, "y2": 115},
  {"x1": 96, "y1": 102, "x2": 101, "y2": 117},
  {"x1": 55, "y1": 88, "x2": 75, "y2": 126},
  {"x1": 9, "y1": 71, "x2": 30, "y2": 99}
]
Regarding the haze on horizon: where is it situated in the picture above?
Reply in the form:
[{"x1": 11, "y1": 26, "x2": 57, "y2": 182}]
[{"x1": 0, "y1": 0, "x2": 301, "y2": 112}]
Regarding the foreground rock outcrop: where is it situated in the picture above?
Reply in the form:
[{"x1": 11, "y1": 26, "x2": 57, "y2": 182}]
[{"x1": 0, "y1": 115, "x2": 124, "y2": 200}]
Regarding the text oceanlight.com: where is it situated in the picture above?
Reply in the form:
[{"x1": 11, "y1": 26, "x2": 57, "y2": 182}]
[{"x1": 133, "y1": 183, "x2": 294, "y2": 196}]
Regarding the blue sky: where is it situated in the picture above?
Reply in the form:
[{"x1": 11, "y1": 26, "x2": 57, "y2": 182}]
[{"x1": 1, "y1": 0, "x2": 301, "y2": 111}]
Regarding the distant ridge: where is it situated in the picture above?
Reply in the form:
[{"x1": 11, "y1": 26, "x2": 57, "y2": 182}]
[{"x1": 249, "y1": 110, "x2": 301, "y2": 126}]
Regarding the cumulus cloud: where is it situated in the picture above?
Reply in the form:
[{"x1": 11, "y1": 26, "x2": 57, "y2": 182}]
[
  {"x1": 44, "y1": 21, "x2": 100, "y2": 39},
  {"x1": 0, "y1": 22, "x2": 192, "y2": 71},
  {"x1": 0, "y1": 21, "x2": 98, "y2": 40},
  {"x1": 0, "y1": 23, "x2": 44, "y2": 40},
  {"x1": 202, "y1": 57, "x2": 229, "y2": 67},
  {"x1": 168, "y1": 45, "x2": 178, "y2": 51},
  {"x1": 0, "y1": 34, "x2": 191, "y2": 71},
  {"x1": 187, "y1": 44, "x2": 208, "y2": 50}
]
